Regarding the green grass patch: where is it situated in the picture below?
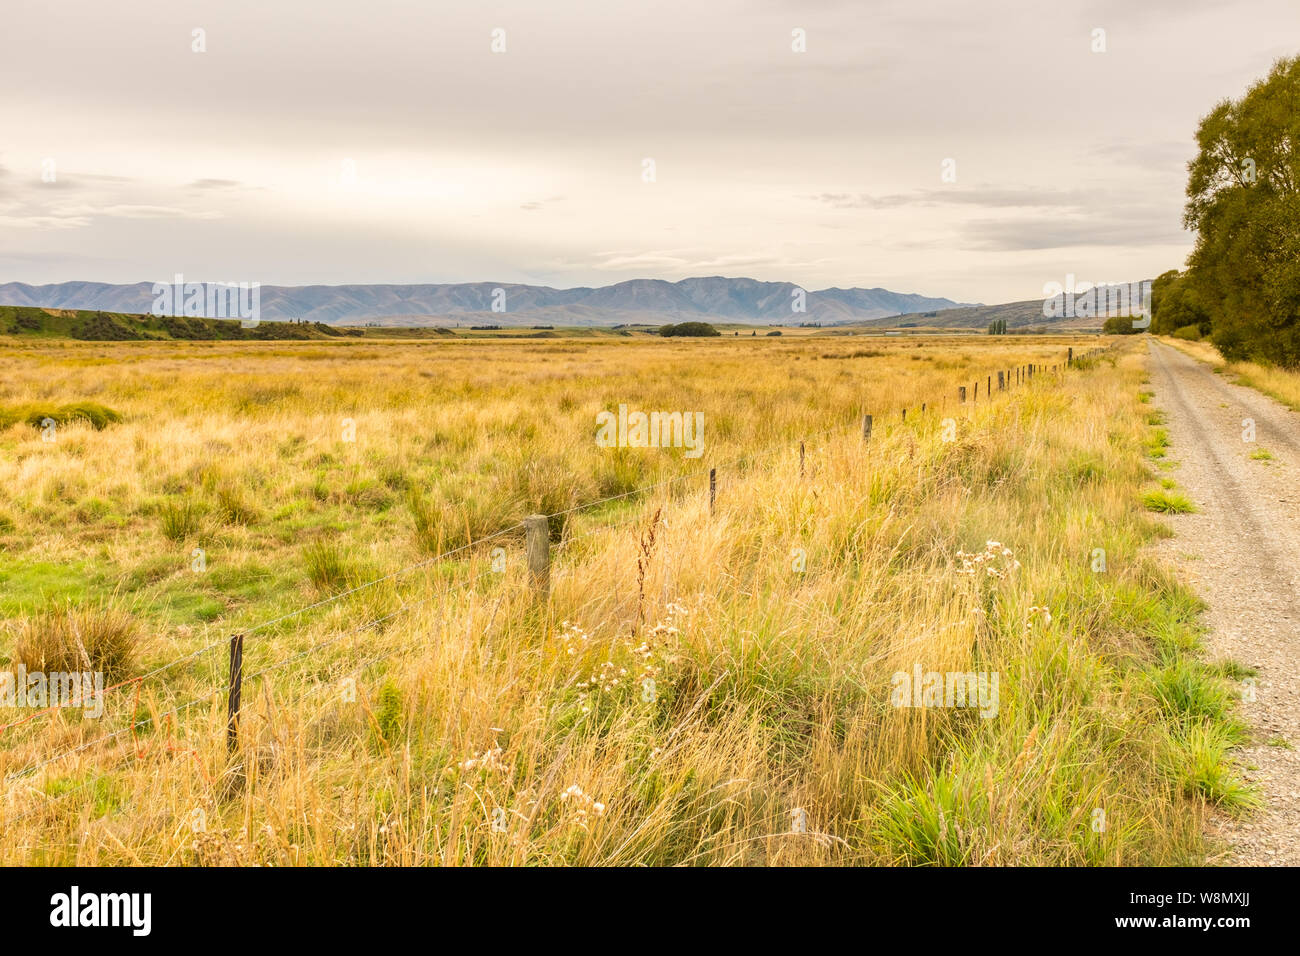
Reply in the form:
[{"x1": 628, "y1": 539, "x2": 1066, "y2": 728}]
[{"x1": 1142, "y1": 488, "x2": 1196, "y2": 513}]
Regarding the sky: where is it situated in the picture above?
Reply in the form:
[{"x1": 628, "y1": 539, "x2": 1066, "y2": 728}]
[{"x1": 1, "y1": 0, "x2": 1298, "y2": 304}]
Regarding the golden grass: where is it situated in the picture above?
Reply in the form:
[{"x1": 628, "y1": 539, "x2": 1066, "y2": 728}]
[
  {"x1": 1160, "y1": 334, "x2": 1300, "y2": 410},
  {"x1": 0, "y1": 334, "x2": 1237, "y2": 865}
]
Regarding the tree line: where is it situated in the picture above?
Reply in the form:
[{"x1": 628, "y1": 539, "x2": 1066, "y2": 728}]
[{"x1": 1149, "y1": 55, "x2": 1300, "y2": 364}]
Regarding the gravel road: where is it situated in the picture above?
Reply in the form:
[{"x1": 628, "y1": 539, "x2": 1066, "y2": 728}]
[{"x1": 1147, "y1": 339, "x2": 1300, "y2": 865}]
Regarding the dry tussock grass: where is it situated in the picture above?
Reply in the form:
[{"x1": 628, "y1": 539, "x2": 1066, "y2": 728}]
[{"x1": 0, "y1": 335, "x2": 1232, "y2": 865}]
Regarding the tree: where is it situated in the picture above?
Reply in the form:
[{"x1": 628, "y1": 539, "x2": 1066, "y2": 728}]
[
  {"x1": 1150, "y1": 270, "x2": 1210, "y2": 337},
  {"x1": 1102, "y1": 315, "x2": 1141, "y2": 335},
  {"x1": 1184, "y1": 56, "x2": 1300, "y2": 364}
]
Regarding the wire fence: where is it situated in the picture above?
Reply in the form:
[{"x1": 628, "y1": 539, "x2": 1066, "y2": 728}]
[{"x1": 1, "y1": 344, "x2": 1117, "y2": 825}]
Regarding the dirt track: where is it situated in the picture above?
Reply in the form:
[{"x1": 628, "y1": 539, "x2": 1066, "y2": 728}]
[{"x1": 1147, "y1": 339, "x2": 1300, "y2": 865}]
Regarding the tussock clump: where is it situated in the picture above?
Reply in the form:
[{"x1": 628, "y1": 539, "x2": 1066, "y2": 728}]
[
  {"x1": 302, "y1": 538, "x2": 358, "y2": 593},
  {"x1": 0, "y1": 402, "x2": 123, "y2": 431},
  {"x1": 13, "y1": 600, "x2": 139, "y2": 680},
  {"x1": 158, "y1": 498, "x2": 203, "y2": 540},
  {"x1": 407, "y1": 487, "x2": 513, "y2": 554},
  {"x1": 1142, "y1": 487, "x2": 1196, "y2": 513}
]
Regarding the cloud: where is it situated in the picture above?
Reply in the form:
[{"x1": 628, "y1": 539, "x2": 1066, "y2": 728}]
[
  {"x1": 43, "y1": 201, "x2": 222, "y2": 220},
  {"x1": 187, "y1": 178, "x2": 243, "y2": 190},
  {"x1": 520, "y1": 195, "x2": 565, "y2": 211},
  {"x1": 0, "y1": 214, "x2": 92, "y2": 229},
  {"x1": 961, "y1": 215, "x2": 1191, "y2": 251},
  {"x1": 1088, "y1": 140, "x2": 1198, "y2": 173},
  {"x1": 810, "y1": 187, "x2": 1092, "y2": 211},
  {"x1": 583, "y1": 249, "x2": 831, "y2": 275}
]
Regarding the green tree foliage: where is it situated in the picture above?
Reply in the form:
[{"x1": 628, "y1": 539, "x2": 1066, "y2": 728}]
[
  {"x1": 659, "y1": 322, "x2": 721, "y2": 337},
  {"x1": 1184, "y1": 56, "x2": 1300, "y2": 364},
  {"x1": 1102, "y1": 315, "x2": 1142, "y2": 335},
  {"x1": 1150, "y1": 270, "x2": 1211, "y2": 337}
]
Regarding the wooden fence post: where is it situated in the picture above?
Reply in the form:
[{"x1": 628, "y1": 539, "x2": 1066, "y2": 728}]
[
  {"x1": 1067, "y1": 347, "x2": 1073, "y2": 367},
  {"x1": 987, "y1": 375, "x2": 992, "y2": 396},
  {"x1": 959, "y1": 386, "x2": 967, "y2": 404},
  {"x1": 524, "y1": 514, "x2": 550, "y2": 598},
  {"x1": 799, "y1": 440, "x2": 805, "y2": 478},
  {"x1": 708, "y1": 468, "x2": 717, "y2": 514},
  {"x1": 226, "y1": 632, "x2": 244, "y2": 755},
  {"x1": 901, "y1": 407, "x2": 907, "y2": 422},
  {"x1": 997, "y1": 371, "x2": 1005, "y2": 391},
  {"x1": 862, "y1": 414, "x2": 873, "y2": 442},
  {"x1": 921, "y1": 402, "x2": 926, "y2": 414}
]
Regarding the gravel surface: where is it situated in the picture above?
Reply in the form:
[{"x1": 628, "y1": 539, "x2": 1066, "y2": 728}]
[{"x1": 1147, "y1": 339, "x2": 1300, "y2": 865}]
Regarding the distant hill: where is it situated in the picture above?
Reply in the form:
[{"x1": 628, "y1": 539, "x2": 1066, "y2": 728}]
[
  {"x1": 0, "y1": 277, "x2": 975, "y2": 327},
  {"x1": 853, "y1": 298, "x2": 1106, "y2": 332}
]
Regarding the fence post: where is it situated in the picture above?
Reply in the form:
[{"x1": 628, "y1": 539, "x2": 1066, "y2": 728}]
[
  {"x1": 974, "y1": 382, "x2": 979, "y2": 402},
  {"x1": 524, "y1": 514, "x2": 550, "y2": 598},
  {"x1": 901, "y1": 407, "x2": 907, "y2": 422},
  {"x1": 987, "y1": 375, "x2": 992, "y2": 396},
  {"x1": 997, "y1": 371, "x2": 1005, "y2": 391},
  {"x1": 708, "y1": 468, "x2": 717, "y2": 514},
  {"x1": 226, "y1": 632, "x2": 244, "y2": 755},
  {"x1": 959, "y1": 386, "x2": 967, "y2": 404},
  {"x1": 799, "y1": 440, "x2": 805, "y2": 478},
  {"x1": 862, "y1": 414, "x2": 873, "y2": 442},
  {"x1": 921, "y1": 402, "x2": 926, "y2": 414},
  {"x1": 1067, "y1": 347, "x2": 1073, "y2": 367}
]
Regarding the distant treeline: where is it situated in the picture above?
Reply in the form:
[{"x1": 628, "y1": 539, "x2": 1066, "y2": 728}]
[
  {"x1": 0, "y1": 307, "x2": 482, "y2": 341},
  {"x1": 658, "y1": 322, "x2": 720, "y2": 337},
  {"x1": 0, "y1": 306, "x2": 366, "y2": 341}
]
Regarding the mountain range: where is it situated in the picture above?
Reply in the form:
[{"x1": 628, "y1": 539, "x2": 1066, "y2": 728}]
[{"x1": 0, "y1": 278, "x2": 975, "y2": 327}]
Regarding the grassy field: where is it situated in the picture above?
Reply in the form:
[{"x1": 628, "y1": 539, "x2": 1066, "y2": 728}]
[{"x1": 0, "y1": 333, "x2": 1250, "y2": 865}]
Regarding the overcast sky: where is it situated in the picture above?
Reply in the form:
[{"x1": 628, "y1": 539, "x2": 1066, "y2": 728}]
[{"x1": 2, "y1": 0, "x2": 1297, "y2": 303}]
